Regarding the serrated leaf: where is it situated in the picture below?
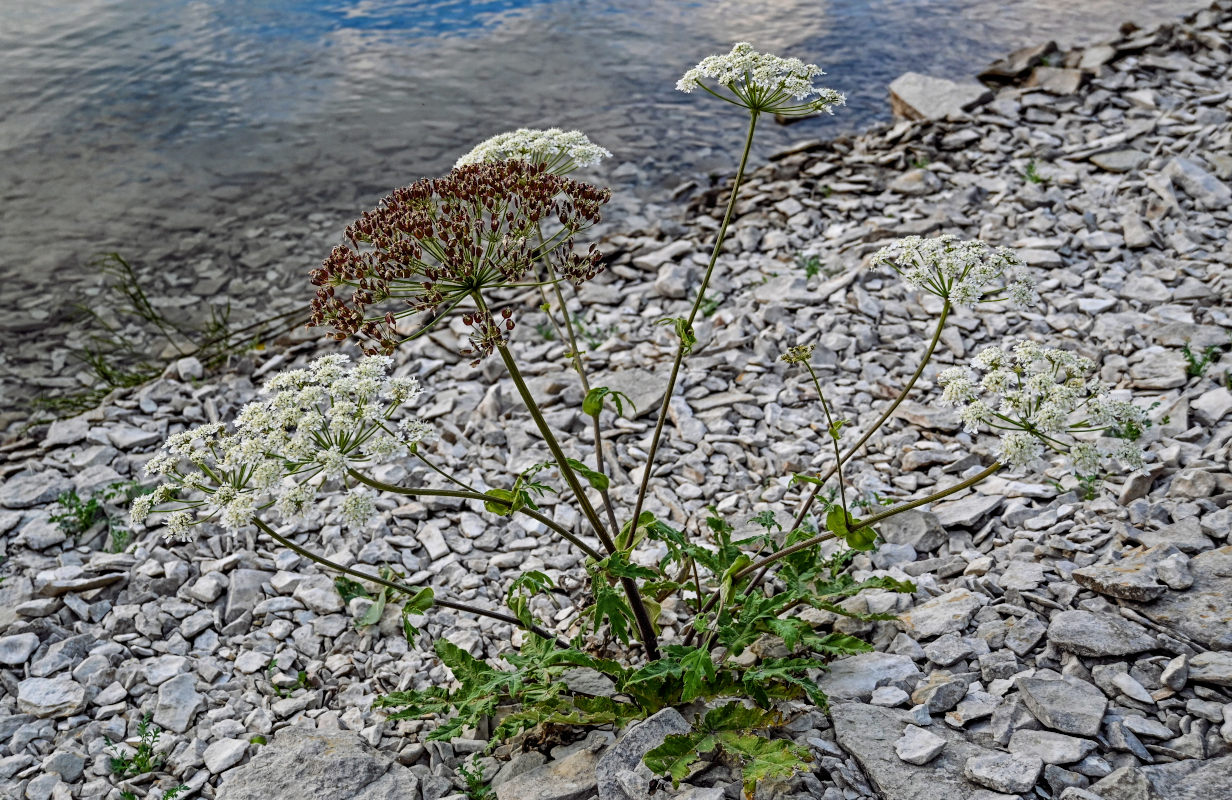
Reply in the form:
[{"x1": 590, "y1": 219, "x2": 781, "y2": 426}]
[
  {"x1": 679, "y1": 647, "x2": 717, "y2": 702},
  {"x1": 702, "y1": 701, "x2": 779, "y2": 732},
  {"x1": 643, "y1": 733, "x2": 708, "y2": 786},
  {"x1": 566, "y1": 458, "x2": 609, "y2": 492},
  {"x1": 717, "y1": 733, "x2": 811, "y2": 796},
  {"x1": 599, "y1": 551, "x2": 659, "y2": 581}
]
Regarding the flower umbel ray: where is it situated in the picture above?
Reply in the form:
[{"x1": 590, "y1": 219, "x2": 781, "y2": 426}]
[{"x1": 309, "y1": 160, "x2": 610, "y2": 358}]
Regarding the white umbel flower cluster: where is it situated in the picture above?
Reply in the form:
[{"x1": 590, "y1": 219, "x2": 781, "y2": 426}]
[
  {"x1": 454, "y1": 128, "x2": 611, "y2": 174},
  {"x1": 676, "y1": 42, "x2": 845, "y2": 117},
  {"x1": 873, "y1": 235, "x2": 1038, "y2": 309},
  {"x1": 938, "y1": 341, "x2": 1148, "y2": 473},
  {"x1": 132, "y1": 354, "x2": 433, "y2": 540}
]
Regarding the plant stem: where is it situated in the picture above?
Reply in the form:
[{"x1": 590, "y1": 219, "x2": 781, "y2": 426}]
[
  {"x1": 474, "y1": 294, "x2": 661, "y2": 659},
  {"x1": 790, "y1": 302, "x2": 951, "y2": 530},
  {"x1": 535, "y1": 254, "x2": 622, "y2": 540},
  {"x1": 740, "y1": 461, "x2": 1001, "y2": 583},
  {"x1": 347, "y1": 469, "x2": 604, "y2": 561},
  {"x1": 628, "y1": 111, "x2": 760, "y2": 535},
  {"x1": 683, "y1": 460, "x2": 1002, "y2": 644},
  {"x1": 251, "y1": 517, "x2": 566, "y2": 646}
]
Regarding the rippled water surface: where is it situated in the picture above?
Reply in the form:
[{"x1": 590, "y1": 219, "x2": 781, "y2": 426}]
[{"x1": 0, "y1": 0, "x2": 1205, "y2": 352}]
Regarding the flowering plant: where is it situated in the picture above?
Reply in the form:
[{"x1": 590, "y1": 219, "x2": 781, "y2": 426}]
[{"x1": 135, "y1": 43, "x2": 1151, "y2": 797}]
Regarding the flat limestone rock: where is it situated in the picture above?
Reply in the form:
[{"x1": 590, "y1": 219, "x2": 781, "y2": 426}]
[
  {"x1": 1016, "y1": 676, "x2": 1107, "y2": 737},
  {"x1": 1140, "y1": 753, "x2": 1232, "y2": 800},
  {"x1": 817, "y1": 652, "x2": 921, "y2": 701},
  {"x1": 1046, "y1": 610, "x2": 1156, "y2": 657},
  {"x1": 889, "y1": 73, "x2": 993, "y2": 121},
  {"x1": 1072, "y1": 544, "x2": 1183, "y2": 602},
  {"x1": 216, "y1": 728, "x2": 420, "y2": 800},
  {"x1": 1130, "y1": 546, "x2": 1232, "y2": 650},
  {"x1": 831, "y1": 702, "x2": 990, "y2": 800},
  {"x1": 899, "y1": 588, "x2": 987, "y2": 639}
]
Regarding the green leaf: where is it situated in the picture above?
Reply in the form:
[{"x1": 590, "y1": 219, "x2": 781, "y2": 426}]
[
  {"x1": 679, "y1": 647, "x2": 717, "y2": 702},
  {"x1": 583, "y1": 386, "x2": 635, "y2": 418},
  {"x1": 718, "y1": 733, "x2": 811, "y2": 795},
  {"x1": 750, "y1": 510, "x2": 781, "y2": 532},
  {"x1": 599, "y1": 551, "x2": 659, "y2": 581},
  {"x1": 827, "y1": 505, "x2": 876, "y2": 551},
  {"x1": 358, "y1": 588, "x2": 387, "y2": 627},
  {"x1": 827, "y1": 418, "x2": 848, "y2": 441},
  {"x1": 566, "y1": 458, "x2": 610, "y2": 492},
  {"x1": 591, "y1": 582, "x2": 635, "y2": 644},
  {"x1": 643, "y1": 733, "x2": 709, "y2": 786},
  {"x1": 403, "y1": 586, "x2": 435, "y2": 614},
  {"x1": 791, "y1": 473, "x2": 823, "y2": 486},
  {"x1": 333, "y1": 576, "x2": 370, "y2": 605},
  {"x1": 702, "y1": 700, "x2": 779, "y2": 732},
  {"x1": 483, "y1": 488, "x2": 517, "y2": 516},
  {"x1": 657, "y1": 316, "x2": 697, "y2": 354},
  {"x1": 507, "y1": 571, "x2": 554, "y2": 627}
]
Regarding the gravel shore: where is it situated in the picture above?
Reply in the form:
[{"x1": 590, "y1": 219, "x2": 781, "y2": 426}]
[{"x1": 2, "y1": 3, "x2": 1231, "y2": 799}]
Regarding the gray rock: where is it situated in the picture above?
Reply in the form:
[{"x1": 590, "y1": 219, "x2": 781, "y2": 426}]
[
  {"x1": 889, "y1": 73, "x2": 993, "y2": 120},
  {"x1": 43, "y1": 416, "x2": 89, "y2": 447},
  {"x1": 597, "y1": 368, "x2": 665, "y2": 421},
  {"x1": 1163, "y1": 157, "x2": 1232, "y2": 210},
  {"x1": 1072, "y1": 544, "x2": 1183, "y2": 602},
  {"x1": 1009, "y1": 730, "x2": 1097, "y2": 765},
  {"x1": 1192, "y1": 387, "x2": 1232, "y2": 426},
  {"x1": 1017, "y1": 676, "x2": 1108, "y2": 737},
  {"x1": 225, "y1": 569, "x2": 272, "y2": 625},
  {"x1": 1046, "y1": 610, "x2": 1155, "y2": 657},
  {"x1": 497, "y1": 741, "x2": 604, "y2": 800},
  {"x1": 964, "y1": 751, "x2": 1043, "y2": 794},
  {"x1": 832, "y1": 702, "x2": 991, "y2": 800},
  {"x1": 1167, "y1": 470, "x2": 1217, "y2": 501},
  {"x1": 895, "y1": 725, "x2": 946, "y2": 765},
  {"x1": 1188, "y1": 652, "x2": 1232, "y2": 687},
  {"x1": 1129, "y1": 348, "x2": 1188, "y2": 390},
  {"x1": 931, "y1": 495, "x2": 1003, "y2": 529},
  {"x1": 106, "y1": 425, "x2": 161, "y2": 449},
  {"x1": 16, "y1": 677, "x2": 87, "y2": 719},
  {"x1": 1130, "y1": 546, "x2": 1232, "y2": 650},
  {"x1": 879, "y1": 510, "x2": 946, "y2": 553},
  {"x1": 817, "y1": 652, "x2": 921, "y2": 701},
  {"x1": 153, "y1": 673, "x2": 202, "y2": 734},
  {"x1": 911, "y1": 673, "x2": 968, "y2": 713},
  {"x1": 595, "y1": 708, "x2": 689, "y2": 800},
  {"x1": 1140, "y1": 752, "x2": 1232, "y2": 800},
  {"x1": 217, "y1": 728, "x2": 420, "y2": 800},
  {"x1": 0, "y1": 633, "x2": 40, "y2": 666},
  {"x1": 1026, "y1": 66, "x2": 1085, "y2": 94},
  {"x1": 889, "y1": 169, "x2": 942, "y2": 196},
  {"x1": 204, "y1": 738, "x2": 249, "y2": 773},
  {"x1": 899, "y1": 588, "x2": 987, "y2": 639},
  {"x1": 0, "y1": 472, "x2": 72, "y2": 509},
  {"x1": 41, "y1": 750, "x2": 86, "y2": 782},
  {"x1": 1090, "y1": 150, "x2": 1149, "y2": 173}
]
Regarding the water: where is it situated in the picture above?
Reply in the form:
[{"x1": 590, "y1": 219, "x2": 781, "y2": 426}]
[{"x1": 0, "y1": 0, "x2": 1204, "y2": 409}]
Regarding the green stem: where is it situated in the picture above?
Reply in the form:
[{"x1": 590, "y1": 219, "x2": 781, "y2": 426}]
[
  {"x1": 347, "y1": 469, "x2": 604, "y2": 561},
  {"x1": 790, "y1": 301, "x2": 951, "y2": 530},
  {"x1": 803, "y1": 362, "x2": 848, "y2": 518},
  {"x1": 251, "y1": 517, "x2": 565, "y2": 646},
  {"x1": 741, "y1": 461, "x2": 1001, "y2": 583},
  {"x1": 474, "y1": 293, "x2": 660, "y2": 659},
  {"x1": 684, "y1": 460, "x2": 1002, "y2": 644},
  {"x1": 628, "y1": 111, "x2": 760, "y2": 534}
]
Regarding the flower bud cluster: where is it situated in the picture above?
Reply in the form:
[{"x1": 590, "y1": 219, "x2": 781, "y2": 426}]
[
  {"x1": 309, "y1": 160, "x2": 610, "y2": 357},
  {"x1": 455, "y1": 128, "x2": 611, "y2": 174},
  {"x1": 937, "y1": 341, "x2": 1148, "y2": 474},
  {"x1": 677, "y1": 42, "x2": 845, "y2": 117},
  {"x1": 873, "y1": 235, "x2": 1037, "y2": 308},
  {"x1": 132, "y1": 355, "x2": 432, "y2": 539}
]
